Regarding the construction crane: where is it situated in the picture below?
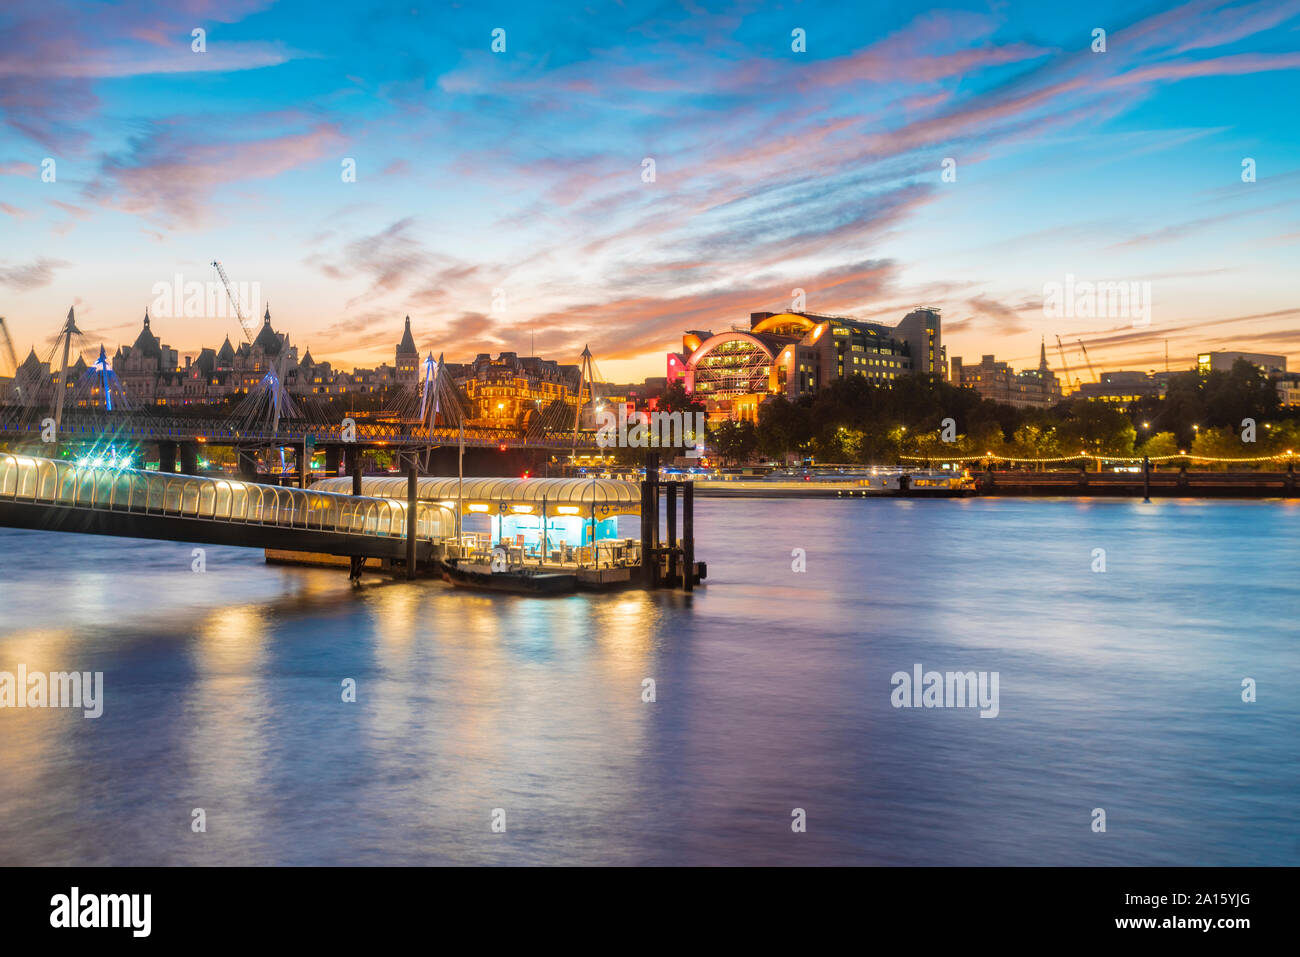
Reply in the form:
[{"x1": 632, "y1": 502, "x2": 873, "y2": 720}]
[
  {"x1": 0, "y1": 316, "x2": 18, "y2": 376},
  {"x1": 1054, "y1": 335, "x2": 1078, "y2": 393},
  {"x1": 1076, "y1": 339, "x2": 1098, "y2": 384},
  {"x1": 211, "y1": 260, "x2": 255, "y2": 345}
]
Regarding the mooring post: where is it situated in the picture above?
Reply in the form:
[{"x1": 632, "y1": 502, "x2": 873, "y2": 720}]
[
  {"x1": 650, "y1": 452, "x2": 661, "y2": 585},
  {"x1": 349, "y1": 457, "x2": 364, "y2": 581},
  {"x1": 640, "y1": 471, "x2": 651, "y2": 587},
  {"x1": 1143, "y1": 455, "x2": 1151, "y2": 503},
  {"x1": 641, "y1": 451, "x2": 658, "y2": 588},
  {"x1": 667, "y1": 480, "x2": 678, "y2": 586},
  {"x1": 682, "y1": 479, "x2": 694, "y2": 593},
  {"x1": 406, "y1": 465, "x2": 417, "y2": 580}
]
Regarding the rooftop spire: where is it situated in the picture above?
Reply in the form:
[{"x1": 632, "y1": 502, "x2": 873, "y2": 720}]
[{"x1": 396, "y1": 315, "x2": 417, "y2": 355}]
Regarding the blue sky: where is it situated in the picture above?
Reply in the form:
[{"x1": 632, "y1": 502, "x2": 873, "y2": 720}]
[{"x1": 1, "y1": 0, "x2": 1298, "y2": 381}]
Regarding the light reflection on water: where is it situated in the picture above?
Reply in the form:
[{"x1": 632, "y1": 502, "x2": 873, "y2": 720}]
[{"x1": 0, "y1": 497, "x2": 1296, "y2": 865}]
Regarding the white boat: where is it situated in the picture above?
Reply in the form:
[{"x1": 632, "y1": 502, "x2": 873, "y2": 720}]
[{"x1": 857, "y1": 467, "x2": 975, "y2": 496}]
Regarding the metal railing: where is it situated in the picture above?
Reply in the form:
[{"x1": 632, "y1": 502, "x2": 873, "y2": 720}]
[
  {"x1": 0, "y1": 453, "x2": 451, "y2": 540},
  {"x1": 442, "y1": 537, "x2": 642, "y2": 570},
  {"x1": 0, "y1": 411, "x2": 601, "y2": 449}
]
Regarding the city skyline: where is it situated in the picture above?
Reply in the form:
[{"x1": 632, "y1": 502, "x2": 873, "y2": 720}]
[{"x1": 2, "y1": 0, "x2": 1299, "y2": 383}]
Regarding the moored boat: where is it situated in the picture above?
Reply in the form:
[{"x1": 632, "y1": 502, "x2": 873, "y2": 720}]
[{"x1": 439, "y1": 558, "x2": 578, "y2": 595}]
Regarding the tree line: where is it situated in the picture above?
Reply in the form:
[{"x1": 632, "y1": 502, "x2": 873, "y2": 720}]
[{"x1": 706, "y1": 359, "x2": 1299, "y2": 468}]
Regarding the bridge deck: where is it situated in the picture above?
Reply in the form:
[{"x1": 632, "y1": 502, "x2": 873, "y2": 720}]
[
  {"x1": 0, "y1": 413, "x2": 597, "y2": 449},
  {"x1": 0, "y1": 454, "x2": 451, "y2": 559}
]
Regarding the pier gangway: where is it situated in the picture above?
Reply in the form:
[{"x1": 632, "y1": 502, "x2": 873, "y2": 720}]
[{"x1": 0, "y1": 453, "x2": 452, "y2": 560}]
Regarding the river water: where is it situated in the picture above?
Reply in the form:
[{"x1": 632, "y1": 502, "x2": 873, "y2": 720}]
[{"x1": 0, "y1": 496, "x2": 1296, "y2": 865}]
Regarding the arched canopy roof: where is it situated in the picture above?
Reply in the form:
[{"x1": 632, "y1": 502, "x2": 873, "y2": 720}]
[
  {"x1": 685, "y1": 330, "x2": 782, "y2": 370},
  {"x1": 0, "y1": 453, "x2": 453, "y2": 539},
  {"x1": 311, "y1": 476, "x2": 641, "y2": 515}
]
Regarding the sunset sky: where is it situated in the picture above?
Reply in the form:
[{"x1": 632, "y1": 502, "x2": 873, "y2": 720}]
[{"x1": 1, "y1": 0, "x2": 1298, "y2": 384}]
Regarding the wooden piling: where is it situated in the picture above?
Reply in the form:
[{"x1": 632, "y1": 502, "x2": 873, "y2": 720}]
[
  {"x1": 682, "y1": 479, "x2": 694, "y2": 593},
  {"x1": 406, "y1": 465, "x2": 417, "y2": 580},
  {"x1": 666, "y1": 480, "x2": 678, "y2": 586},
  {"x1": 641, "y1": 451, "x2": 659, "y2": 588},
  {"x1": 349, "y1": 458, "x2": 364, "y2": 581}
]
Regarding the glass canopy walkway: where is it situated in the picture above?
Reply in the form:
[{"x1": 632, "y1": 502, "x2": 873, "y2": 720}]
[{"x1": 0, "y1": 454, "x2": 453, "y2": 556}]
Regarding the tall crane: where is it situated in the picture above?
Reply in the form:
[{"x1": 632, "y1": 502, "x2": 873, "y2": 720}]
[
  {"x1": 0, "y1": 316, "x2": 18, "y2": 377},
  {"x1": 1076, "y1": 339, "x2": 1098, "y2": 384},
  {"x1": 1054, "y1": 335, "x2": 1077, "y2": 393},
  {"x1": 211, "y1": 260, "x2": 255, "y2": 345}
]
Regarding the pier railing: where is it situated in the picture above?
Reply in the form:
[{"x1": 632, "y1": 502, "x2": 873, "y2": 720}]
[{"x1": 0, "y1": 453, "x2": 451, "y2": 540}]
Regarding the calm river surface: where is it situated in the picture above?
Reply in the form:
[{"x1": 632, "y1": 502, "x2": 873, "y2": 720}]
[{"x1": 0, "y1": 496, "x2": 1296, "y2": 865}]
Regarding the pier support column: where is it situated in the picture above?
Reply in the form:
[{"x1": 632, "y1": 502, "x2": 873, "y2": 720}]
[
  {"x1": 158, "y1": 441, "x2": 177, "y2": 473},
  {"x1": 683, "y1": 480, "x2": 694, "y2": 594},
  {"x1": 342, "y1": 444, "x2": 365, "y2": 476},
  {"x1": 406, "y1": 465, "x2": 418, "y2": 580},
  {"x1": 179, "y1": 441, "x2": 200, "y2": 475},
  {"x1": 325, "y1": 445, "x2": 341, "y2": 476},
  {"x1": 666, "y1": 481, "x2": 678, "y2": 586},
  {"x1": 237, "y1": 448, "x2": 258, "y2": 480},
  {"x1": 1142, "y1": 455, "x2": 1151, "y2": 503},
  {"x1": 640, "y1": 451, "x2": 659, "y2": 588},
  {"x1": 349, "y1": 458, "x2": 364, "y2": 582}
]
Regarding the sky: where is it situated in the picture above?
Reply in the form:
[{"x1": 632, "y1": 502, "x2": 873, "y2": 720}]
[{"x1": 1, "y1": 0, "x2": 1298, "y2": 385}]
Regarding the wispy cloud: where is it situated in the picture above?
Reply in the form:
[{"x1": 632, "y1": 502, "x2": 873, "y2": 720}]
[{"x1": 0, "y1": 257, "x2": 72, "y2": 290}]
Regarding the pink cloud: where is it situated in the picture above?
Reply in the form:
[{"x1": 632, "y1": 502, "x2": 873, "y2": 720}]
[{"x1": 90, "y1": 122, "x2": 345, "y2": 226}]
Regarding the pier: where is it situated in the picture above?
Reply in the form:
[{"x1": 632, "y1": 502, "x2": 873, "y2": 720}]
[{"x1": 0, "y1": 452, "x2": 705, "y2": 593}]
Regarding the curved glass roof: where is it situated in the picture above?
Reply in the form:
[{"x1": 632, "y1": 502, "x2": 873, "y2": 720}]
[
  {"x1": 1, "y1": 453, "x2": 453, "y2": 539},
  {"x1": 311, "y1": 476, "x2": 641, "y2": 512}
]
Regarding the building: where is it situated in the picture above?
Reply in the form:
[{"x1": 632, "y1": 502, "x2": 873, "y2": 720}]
[
  {"x1": 1074, "y1": 370, "x2": 1165, "y2": 407},
  {"x1": 395, "y1": 316, "x2": 419, "y2": 387},
  {"x1": 666, "y1": 307, "x2": 944, "y2": 422},
  {"x1": 1275, "y1": 373, "x2": 1300, "y2": 408},
  {"x1": 112, "y1": 311, "x2": 183, "y2": 406},
  {"x1": 1197, "y1": 351, "x2": 1297, "y2": 405},
  {"x1": 445, "y1": 352, "x2": 580, "y2": 429},
  {"x1": 1196, "y1": 351, "x2": 1286, "y2": 375},
  {"x1": 950, "y1": 342, "x2": 1062, "y2": 409}
]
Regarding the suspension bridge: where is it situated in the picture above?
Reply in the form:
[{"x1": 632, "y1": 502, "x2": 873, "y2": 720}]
[{"x1": 0, "y1": 308, "x2": 612, "y2": 480}]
